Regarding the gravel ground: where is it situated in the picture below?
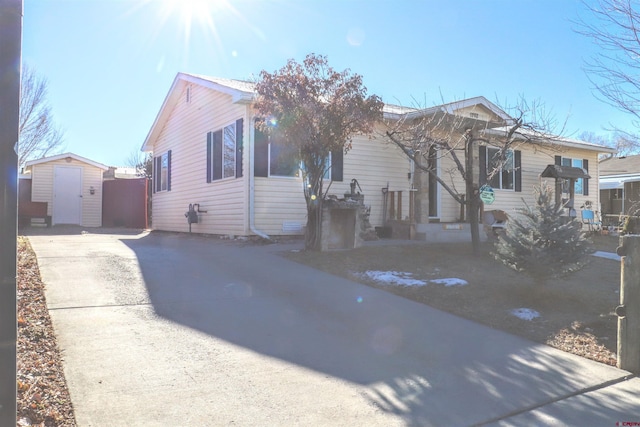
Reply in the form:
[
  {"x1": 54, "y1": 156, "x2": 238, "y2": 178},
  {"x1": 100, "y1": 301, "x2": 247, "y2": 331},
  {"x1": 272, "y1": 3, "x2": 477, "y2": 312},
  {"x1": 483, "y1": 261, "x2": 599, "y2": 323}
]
[{"x1": 17, "y1": 237, "x2": 76, "y2": 426}]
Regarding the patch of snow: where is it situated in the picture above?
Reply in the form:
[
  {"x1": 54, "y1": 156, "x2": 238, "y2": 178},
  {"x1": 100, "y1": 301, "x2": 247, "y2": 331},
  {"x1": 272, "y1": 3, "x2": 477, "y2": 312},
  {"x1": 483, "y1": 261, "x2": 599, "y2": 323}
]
[
  {"x1": 592, "y1": 251, "x2": 621, "y2": 261},
  {"x1": 360, "y1": 271, "x2": 427, "y2": 286},
  {"x1": 510, "y1": 308, "x2": 540, "y2": 321},
  {"x1": 430, "y1": 278, "x2": 468, "y2": 287}
]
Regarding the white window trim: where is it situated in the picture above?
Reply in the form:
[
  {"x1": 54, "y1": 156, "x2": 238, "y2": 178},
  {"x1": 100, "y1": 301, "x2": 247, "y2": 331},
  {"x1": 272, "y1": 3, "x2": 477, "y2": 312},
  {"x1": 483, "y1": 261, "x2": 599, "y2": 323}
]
[
  {"x1": 268, "y1": 139, "x2": 301, "y2": 179},
  {"x1": 487, "y1": 147, "x2": 515, "y2": 191}
]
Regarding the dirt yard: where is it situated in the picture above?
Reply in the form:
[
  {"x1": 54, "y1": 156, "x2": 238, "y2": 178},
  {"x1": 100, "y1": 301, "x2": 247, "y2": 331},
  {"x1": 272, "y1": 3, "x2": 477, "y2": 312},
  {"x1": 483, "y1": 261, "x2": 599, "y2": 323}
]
[{"x1": 284, "y1": 233, "x2": 622, "y2": 366}]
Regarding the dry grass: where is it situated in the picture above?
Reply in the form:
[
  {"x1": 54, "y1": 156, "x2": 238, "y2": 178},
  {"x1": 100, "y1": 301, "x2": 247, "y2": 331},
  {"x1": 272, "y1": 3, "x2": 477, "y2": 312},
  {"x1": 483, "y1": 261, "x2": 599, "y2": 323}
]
[{"x1": 284, "y1": 233, "x2": 622, "y2": 366}]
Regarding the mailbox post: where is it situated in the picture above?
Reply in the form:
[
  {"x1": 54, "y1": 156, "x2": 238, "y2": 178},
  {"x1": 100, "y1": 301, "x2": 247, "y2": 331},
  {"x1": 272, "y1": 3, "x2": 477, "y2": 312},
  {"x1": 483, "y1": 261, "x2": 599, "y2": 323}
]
[{"x1": 617, "y1": 235, "x2": 640, "y2": 374}]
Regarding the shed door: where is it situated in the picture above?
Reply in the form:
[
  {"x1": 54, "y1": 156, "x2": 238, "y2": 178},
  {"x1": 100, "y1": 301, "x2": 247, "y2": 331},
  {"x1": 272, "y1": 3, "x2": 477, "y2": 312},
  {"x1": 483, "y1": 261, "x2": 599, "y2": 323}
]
[{"x1": 53, "y1": 166, "x2": 82, "y2": 225}]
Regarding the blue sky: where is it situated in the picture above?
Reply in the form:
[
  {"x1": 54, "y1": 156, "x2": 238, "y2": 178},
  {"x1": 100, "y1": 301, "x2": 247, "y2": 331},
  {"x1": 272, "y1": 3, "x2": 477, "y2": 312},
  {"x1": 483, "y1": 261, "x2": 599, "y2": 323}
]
[{"x1": 22, "y1": 0, "x2": 631, "y2": 167}]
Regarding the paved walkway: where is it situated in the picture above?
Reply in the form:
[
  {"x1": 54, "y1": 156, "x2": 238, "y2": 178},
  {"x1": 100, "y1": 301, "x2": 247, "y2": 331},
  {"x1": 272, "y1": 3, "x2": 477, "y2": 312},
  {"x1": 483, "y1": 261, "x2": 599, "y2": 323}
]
[{"x1": 26, "y1": 228, "x2": 640, "y2": 426}]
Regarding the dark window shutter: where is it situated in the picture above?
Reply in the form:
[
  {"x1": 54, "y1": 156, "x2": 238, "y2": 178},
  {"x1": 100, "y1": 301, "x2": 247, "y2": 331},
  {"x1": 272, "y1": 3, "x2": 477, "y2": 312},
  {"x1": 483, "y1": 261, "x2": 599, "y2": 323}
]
[
  {"x1": 583, "y1": 159, "x2": 589, "y2": 196},
  {"x1": 236, "y1": 118, "x2": 244, "y2": 178},
  {"x1": 254, "y1": 126, "x2": 269, "y2": 177},
  {"x1": 331, "y1": 148, "x2": 343, "y2": 182},
  {"x1": 514, "y1": 150, "x2": 522, "y2": 192},
  {"x1": 206, "y1": 132, "x2": 212, "y2": 183},
  {"x1": 478, "y1": 145, "x2": 487, "y2": 186},
  {"x1": 167, "y1": 150, "x2": 172, "y2": 191},
  {"x1": 212, "y1": 130, "x2": 222, "y2": 181},
  {"x1": 555, "y1": 155, "x2": 562, "y2": 166}
]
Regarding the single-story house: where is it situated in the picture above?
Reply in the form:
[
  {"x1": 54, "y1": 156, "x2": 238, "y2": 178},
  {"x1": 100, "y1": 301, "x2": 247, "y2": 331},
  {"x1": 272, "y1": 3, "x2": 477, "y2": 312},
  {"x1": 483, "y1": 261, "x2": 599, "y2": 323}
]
[
  {"x1": 22, "y1": 153, "x2": 108, "y2": 227},
  {"x1": 599, "y1": 154, "x2": 640, "y2": 218},
  {"x1": 141, "y1": 72, "x2": 616, "y2": 241}
]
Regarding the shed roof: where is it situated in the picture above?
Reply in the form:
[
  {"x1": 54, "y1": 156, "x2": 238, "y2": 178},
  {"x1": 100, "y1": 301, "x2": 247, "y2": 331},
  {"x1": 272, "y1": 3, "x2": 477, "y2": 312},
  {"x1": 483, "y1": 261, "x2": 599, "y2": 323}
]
[{"x1": 24, "y1": 152, "x2": 109, "y2": 170}]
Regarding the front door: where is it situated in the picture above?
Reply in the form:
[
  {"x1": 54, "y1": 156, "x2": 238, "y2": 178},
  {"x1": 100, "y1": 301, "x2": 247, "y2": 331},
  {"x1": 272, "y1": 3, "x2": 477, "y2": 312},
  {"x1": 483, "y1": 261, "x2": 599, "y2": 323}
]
[{"x1": 53, "y1": 166, "x2": 82, "y2": 225}]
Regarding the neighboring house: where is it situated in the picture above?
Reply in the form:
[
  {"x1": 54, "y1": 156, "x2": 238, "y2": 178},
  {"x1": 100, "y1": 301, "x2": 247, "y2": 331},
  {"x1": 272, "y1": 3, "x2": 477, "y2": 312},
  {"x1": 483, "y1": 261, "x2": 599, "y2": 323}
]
[
  {"x1": 142, "y1": 72, "x2": 616, "y2": 240},
  {"x1": 103, "y1": 166, "x2": 141, "y2": 180},
  {"x1": 22, "y1": 153, "x2": 108, "y2": 227},
  {"x1": 599, "y1": 154, "x2": 640, "y2": 216}
]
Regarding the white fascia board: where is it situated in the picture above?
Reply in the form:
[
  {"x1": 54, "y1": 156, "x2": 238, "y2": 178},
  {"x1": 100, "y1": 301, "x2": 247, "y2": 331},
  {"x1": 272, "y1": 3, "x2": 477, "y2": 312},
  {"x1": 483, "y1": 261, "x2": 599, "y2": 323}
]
[
  {"x1": 141, "y1": 74, "x2": 184, "y2": 152},
  {"x1": 24, "y1": 152, "x2": 109, "y2": 170}
]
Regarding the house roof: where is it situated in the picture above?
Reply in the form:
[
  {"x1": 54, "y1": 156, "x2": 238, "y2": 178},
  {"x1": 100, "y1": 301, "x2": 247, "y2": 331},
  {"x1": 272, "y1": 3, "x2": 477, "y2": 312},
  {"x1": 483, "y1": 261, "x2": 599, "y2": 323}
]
[
  {"x1": 24, "y1": 152, "x2": 109, "y2": 170},
  {"x1": 483, "y1": 127, "x2": 618, "y2": 154},
  {"x1": 142, "y1": 72, "x2": 616, "y2": 156},
  {"x1": 405, "y1": 96, "x2": 511, "y2": 122},
  {"x1": 142, "y1": 73, "x2": 257, "y2": 152},
  {"x1": 599, "y1": 154, "x2": 640, "y2": 176},
  {"x1": 600, "y1": 175, "x2": 640, "y2": 190}
]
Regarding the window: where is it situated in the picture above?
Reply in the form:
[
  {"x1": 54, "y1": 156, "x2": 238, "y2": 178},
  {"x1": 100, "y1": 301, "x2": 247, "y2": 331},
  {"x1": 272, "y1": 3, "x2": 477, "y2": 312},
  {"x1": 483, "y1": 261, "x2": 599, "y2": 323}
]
[
  {"x1": 207, "y1": 119, "x2": 243, "y2": 182},
  {"x1": 479, "y1": 145, "x2": 521, "y2": 192},
  {"x1": 153, "y1": 150, "x2": 171, "y2": 193},
  {"x1": 269, "y1": 136, "x2": 299, "y2": 177},
  {"x1": 302, "y1": 153, "x2": 332, "y2": 180},
  {"x1": 613, "y1": 189, "x2": 623, "y2": 200},
  {"x1": 557, "y1": 156, "x2": 589, "y2": 196},
  {"x1": 254, "y1": 123, "x2": 343, "y2": 181},
  {"x1": 223, "y1": 123, "x2": 236, "y2": 178},
  {"x1": 486, "y1": 147, "x2": 514, "y2": 190}
]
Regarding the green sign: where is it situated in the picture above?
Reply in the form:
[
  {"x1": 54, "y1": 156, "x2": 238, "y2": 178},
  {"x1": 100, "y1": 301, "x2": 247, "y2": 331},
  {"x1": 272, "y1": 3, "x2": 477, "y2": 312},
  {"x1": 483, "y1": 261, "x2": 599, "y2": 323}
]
[{"x1": 480, "y1": 184, "x2": 495, "y2": 205}]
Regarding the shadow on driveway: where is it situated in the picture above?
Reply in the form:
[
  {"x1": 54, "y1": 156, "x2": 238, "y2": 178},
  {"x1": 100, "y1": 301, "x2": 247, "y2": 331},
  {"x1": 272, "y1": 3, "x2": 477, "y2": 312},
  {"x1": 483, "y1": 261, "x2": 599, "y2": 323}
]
[{"x1": 114, "y1": 231, "x2": 626, "y2": 426}]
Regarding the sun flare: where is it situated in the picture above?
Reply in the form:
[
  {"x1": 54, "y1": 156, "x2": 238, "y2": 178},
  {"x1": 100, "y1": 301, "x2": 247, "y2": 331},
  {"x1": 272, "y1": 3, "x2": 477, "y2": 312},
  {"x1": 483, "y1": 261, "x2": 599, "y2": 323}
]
[{"x1": 161, "y1": 0, "x2": 224, "y2": 43}]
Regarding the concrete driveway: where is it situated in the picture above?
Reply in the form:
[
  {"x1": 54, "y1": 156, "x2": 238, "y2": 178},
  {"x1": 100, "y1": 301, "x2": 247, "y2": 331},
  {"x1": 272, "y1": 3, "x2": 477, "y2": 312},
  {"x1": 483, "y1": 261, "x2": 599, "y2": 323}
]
[{"x1": 27, "y1": 228, "x2": 640, "y2": 426}]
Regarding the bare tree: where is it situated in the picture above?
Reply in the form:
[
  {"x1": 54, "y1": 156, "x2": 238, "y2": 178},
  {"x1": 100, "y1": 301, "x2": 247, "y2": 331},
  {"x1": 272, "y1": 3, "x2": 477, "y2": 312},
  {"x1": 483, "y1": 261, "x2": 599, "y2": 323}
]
[
  {"x1": 255, "y1": 54, "x2": 384, "y2": 250},
  {"x1": 576, "y1": 0, "x2": 640, "y2": 152},
  {"x1": 125, "y1": 149, "x2": 153, "y2": 178},
  {"x1": 383, "y1": 96, "x2": 565, "y2": 255},
  {"x1": 18, "y1": 66, "x2": 64, "y2": 166},
  {"x1": 579, "y1": 130, "x2": 638, "y2": 158}
]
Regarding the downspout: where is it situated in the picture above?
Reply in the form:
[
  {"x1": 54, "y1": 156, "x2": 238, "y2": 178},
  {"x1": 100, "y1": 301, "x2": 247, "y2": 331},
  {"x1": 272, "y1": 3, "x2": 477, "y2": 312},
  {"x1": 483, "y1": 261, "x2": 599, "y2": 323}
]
[{"x1": 248, "y1": 114, "x2": 270, "y2": 240}]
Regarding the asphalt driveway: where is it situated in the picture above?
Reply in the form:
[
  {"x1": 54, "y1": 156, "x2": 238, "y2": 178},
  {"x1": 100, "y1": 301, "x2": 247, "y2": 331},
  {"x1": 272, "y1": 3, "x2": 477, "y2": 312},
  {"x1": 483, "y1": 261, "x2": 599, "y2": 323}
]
[{"x1": 26, "y1": 228, "x2": 640, "y2": 426}]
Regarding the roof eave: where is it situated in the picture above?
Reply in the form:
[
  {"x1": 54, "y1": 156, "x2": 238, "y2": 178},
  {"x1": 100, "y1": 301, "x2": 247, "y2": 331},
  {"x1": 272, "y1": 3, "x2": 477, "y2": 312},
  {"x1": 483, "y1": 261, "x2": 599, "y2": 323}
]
[
  {"x1": 141, "y1": 73, "x2": 255, "y2": 152},
  {"x1": 482, "y1": 128, "x2": 618, "y2": 154},
  {"x1": 24, "y1": 152, "x2": 109, "y2": 170}
]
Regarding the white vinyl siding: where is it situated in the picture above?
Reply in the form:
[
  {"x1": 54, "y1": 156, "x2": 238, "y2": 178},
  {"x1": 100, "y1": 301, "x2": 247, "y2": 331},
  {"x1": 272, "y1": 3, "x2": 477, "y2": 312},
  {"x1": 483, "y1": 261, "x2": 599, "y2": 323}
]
[
  {"x1": 151, "y1": 83, "x2": 248, "y2": 235},
  {"x1": 146, "y1": 78, "x2": 607, "y2": 237},
  {"x1": 254, "y1": 177, "x2": 307, "y2": 234},
  {"x1": 253, "y1": 127, "x2": 412, "y2": 234},
  {"x1": 436, "y1": 146, "x2": 601, "y2": 222}
]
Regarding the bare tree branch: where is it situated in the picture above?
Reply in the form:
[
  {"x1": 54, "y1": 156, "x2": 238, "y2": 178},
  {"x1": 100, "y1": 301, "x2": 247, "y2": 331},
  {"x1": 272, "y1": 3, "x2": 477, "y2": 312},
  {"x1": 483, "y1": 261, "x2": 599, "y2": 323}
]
[
  {"x1": 382, "y1": 95, "x2": 568, "y2": 254},
  {"x1": 18, "y1": 65, "x2": 65, "y2": 166},
  {"x1": 577, "y1": 0, "x2": 640, "y2": 132}
]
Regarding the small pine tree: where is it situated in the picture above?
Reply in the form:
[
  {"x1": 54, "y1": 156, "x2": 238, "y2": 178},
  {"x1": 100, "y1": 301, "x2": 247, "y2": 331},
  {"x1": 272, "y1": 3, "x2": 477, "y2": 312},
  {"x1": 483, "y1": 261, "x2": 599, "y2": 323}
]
[{"x1": 493, "y1": 183, "x2": 593, "y2": 286}]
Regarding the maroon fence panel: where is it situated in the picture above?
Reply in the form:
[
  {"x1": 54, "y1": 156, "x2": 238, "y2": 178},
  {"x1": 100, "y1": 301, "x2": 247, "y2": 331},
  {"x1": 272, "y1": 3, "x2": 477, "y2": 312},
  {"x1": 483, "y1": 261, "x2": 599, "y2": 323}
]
[{"x1": 102, "y1": 178, "x2": 148, "y2": 228}]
